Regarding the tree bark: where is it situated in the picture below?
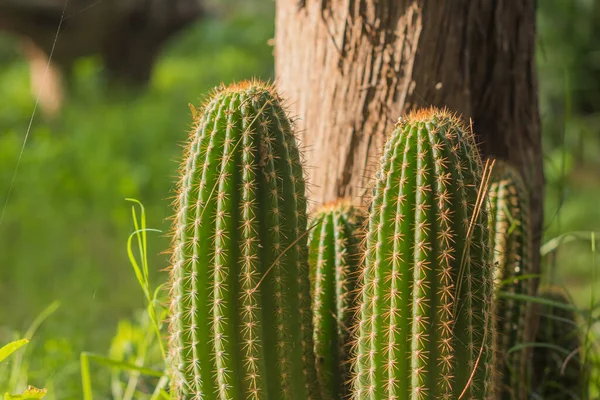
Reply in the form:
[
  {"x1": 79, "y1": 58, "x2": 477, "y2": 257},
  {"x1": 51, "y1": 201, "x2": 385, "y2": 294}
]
[
  {"x1": 275, "y1": 0, "x2": 543, "y2": 272},
  {"x1": 275, "y1": 1, "x2": 543, "y2": 396}
]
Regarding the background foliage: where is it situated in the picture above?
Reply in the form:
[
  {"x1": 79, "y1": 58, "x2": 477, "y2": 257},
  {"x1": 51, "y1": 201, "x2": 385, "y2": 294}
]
[{"x1": 0, "y1": 0, "x2": 598, "y2": 397}]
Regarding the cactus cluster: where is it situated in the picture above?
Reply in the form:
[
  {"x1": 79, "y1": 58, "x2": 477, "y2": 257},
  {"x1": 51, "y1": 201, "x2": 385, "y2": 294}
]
[
  {"x1": 168, "y1": 81, "x2": 318, "y2": 399},
  {"x1": 308, "y1": 201, "x2": 364, "y2": 400},
  {"x1": 164, "y1": 80, "x2": 587, "y2": 400},
  {"x1": 487, "y1": 160, "x2": 534, "y2": 399}
]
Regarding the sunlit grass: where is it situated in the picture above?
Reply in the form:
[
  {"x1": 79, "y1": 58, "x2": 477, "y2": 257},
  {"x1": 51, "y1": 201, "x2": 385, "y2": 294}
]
[
  {"x1": 80, "y1": 199, "x2": 170, "y2": 400},
  {"x1": 0, "y1": 301, "x2": 59, "y2": 398}
]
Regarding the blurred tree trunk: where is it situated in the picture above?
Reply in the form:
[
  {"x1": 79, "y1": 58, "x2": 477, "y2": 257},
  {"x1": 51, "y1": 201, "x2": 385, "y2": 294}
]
[
  {"x1": 0, "y1": 0, "x2": 203, "y2": 113},
  {"x1": 275, "y1": 1, "x2": 543, "y2": 396}
]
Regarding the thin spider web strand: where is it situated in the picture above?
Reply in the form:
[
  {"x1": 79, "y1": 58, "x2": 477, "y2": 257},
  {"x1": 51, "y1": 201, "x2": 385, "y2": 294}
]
[
  {"x1": 65, "y1": 0, "x2": 103, "y2": 20},
  {"x1": 0, "y1": 0, "x2": 70, "y2": 227}
]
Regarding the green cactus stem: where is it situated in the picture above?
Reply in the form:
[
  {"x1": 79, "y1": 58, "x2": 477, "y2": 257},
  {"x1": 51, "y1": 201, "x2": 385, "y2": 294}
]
[
  {"x1": 531, "y1": 287, "x2": 583, "y2": 400},
  {"x1": 167, "y1": 80, "x2": 319, "y2": 400},
  {"x1": 487, "y1": 160, "x2": 534, "y2": 399},
  {"x1": 308, "y1": 200, "x2": 364, "y2": 400},
  {"x1": 353, "y1": 108, "x2": 495, "y2": 399}
]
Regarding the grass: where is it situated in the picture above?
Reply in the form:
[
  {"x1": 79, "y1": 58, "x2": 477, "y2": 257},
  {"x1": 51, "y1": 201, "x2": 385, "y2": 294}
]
[
  {"x1": 1, "y1": 199, "x2": 169, "y2": 399},
  {"x1": 0, "y1": 302, "x2": 59, "y2": 398},
  {"x1": 0, "y1": 4, "x2": 275, "y2": 397},
  {"x1": 80, "y1": 200, "x2": 168, "y2": 400}
]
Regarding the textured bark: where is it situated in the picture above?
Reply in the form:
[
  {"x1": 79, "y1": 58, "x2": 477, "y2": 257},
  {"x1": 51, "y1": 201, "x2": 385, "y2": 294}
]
[{"x1": 275, "y1": 2, "x2": 543, "y2": 397}]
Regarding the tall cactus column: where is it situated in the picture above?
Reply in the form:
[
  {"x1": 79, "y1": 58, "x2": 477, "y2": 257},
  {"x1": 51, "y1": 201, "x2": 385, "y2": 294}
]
[
  {"x1": 353, "y1": 108, "x2": 495, "y2": 399},
  {"x1": 168, "y1": 81, "x2": 319, "y2": 399},
  {"x1": 487, "y1": 160, "x2": 533, "y2": 399}
]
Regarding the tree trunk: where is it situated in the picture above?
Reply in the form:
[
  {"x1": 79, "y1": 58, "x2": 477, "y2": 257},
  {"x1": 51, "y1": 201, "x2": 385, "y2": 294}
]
[
  {"x1": 274, "y1": 0, "x2": 543, "y2": 273},
  {"x1": 275, "y1": 0, "x2": 543, "y2": 396}
]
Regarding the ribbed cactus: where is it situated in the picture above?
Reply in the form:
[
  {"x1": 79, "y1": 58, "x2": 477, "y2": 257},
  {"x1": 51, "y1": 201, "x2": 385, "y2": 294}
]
[
  {"x1": 308, "y1": 201, "x2": 364, "y2": 400},
  {"x1": 487, "y1": 160, "x2": 533, "y2": 399},
  {"x1": 353, "y1": 108, "x2": 495, "y2": 399},
  {"x1": 531, "y1": 287, "x2": 583, "y2": 399},
  {"x1": 167, "y1": 81, "x2": 319, "y2": 399}
]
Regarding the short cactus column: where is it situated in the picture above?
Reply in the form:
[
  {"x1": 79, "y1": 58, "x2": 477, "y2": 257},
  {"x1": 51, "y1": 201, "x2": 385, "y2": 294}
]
[
  {"x1": 308, "y1": 201, "x2": 364, "y2": 400},
  {"x1": 487, "y1": 160, "x2": 534, "y2": 399},
  {"x1": 168, "y1": 81, "x2": 319, "y2": 399},
  {"x1": 353, "y1": 108, "x2": 495, "y2": 399}
]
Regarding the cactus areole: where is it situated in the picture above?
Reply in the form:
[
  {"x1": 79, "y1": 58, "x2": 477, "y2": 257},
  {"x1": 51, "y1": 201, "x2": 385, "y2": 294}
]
[
  {"x1": 167, "y1": 81, "x2": 319, "y2": 399},
  {"x1": 354, "y1": 108, "x2": 495, "y2": 399}
]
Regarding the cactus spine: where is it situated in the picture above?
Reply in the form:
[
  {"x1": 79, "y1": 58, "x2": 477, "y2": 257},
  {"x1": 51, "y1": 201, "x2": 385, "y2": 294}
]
[
  {"x1": 308, "y1": 201, "x2": 364, "y2": 400},
  {"x1": 487, "y1": 160, "x2": 533, "y2": 399},
  {"x1": 532, "y1": 287, "x2": 583, "y2": 399},
  {"x1": 168, "y1": 81, "x2": 318, "y2": 399},
  {"x1": 353, "y1": 108, "x2": 495, "y2": 399}
]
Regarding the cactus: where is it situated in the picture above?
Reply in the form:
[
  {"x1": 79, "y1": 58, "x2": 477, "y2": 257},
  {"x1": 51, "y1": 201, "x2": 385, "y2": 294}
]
[
  {"x1": 531, "y1": 287, "x2": 583, "y2": 399},
  {"x1": 308, "y1": 201, "x2": 364, "y2": 399},
  {"x1": 167, "y1": 81, "x2": 319, "y2": 399},
  {"x1": 353, "y1": 108, "x2": 495, "y2": 399},
  {"x1": 487, "y1": 160, "x2": 533, "y2": 399}
]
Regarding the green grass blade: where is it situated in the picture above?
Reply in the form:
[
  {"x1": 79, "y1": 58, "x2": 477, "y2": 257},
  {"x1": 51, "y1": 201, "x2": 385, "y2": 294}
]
[
  {"x1": 9, "y1": 302, "x2": 60, "y2": 389},
  {"x1": 507, "y1": 342, "x2": 572, "y2": 357},
  {"x1": 80, "y1": 353, "x2": 92, "y2": 400},
  {"x1": 149, "y1": 376, "x2": 171, "y2": 400},
  {"x1": 126, "y1": 199, "x2": 151, "y2": 288},
  {"x1": 498, "y1": 292, "x2": 580, "y2": 312},
  {"x1": 122, "y1": 321, "x2": 157, "y2": 400},
  {"x1": 498, "y1": 273, "x2": 542, "y2": 286},
  {"x1": 0, "y1": 340, "x2": 29, "y2": 364},
  {"x1": 124, "y1": 199, "x2": 166, "y2": 360},
  {"x1": 81, "y1": 352, "x2": 166, "y2": 400},
  {"x1": 541, "y1": 231, "x2": 600, "y2": 256},
  {"x1": 23, "y1": 302, "x2": 60, "y2": 340},
  {"x1": 126, "y1": 229, "x2": 160, "y2": 301},
  {"x1": 583, "y1": 231, "x2": 597, "y2": 399},
  {"x1": 81, "y1": 352, "x2": 164, "y2": 378}
]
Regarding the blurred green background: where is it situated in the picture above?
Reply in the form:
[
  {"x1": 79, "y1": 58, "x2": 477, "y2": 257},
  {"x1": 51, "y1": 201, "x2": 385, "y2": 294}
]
[{"x1": 0, "y1": 0, "x2": 598, "y2": 397}]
